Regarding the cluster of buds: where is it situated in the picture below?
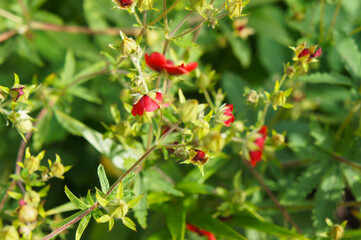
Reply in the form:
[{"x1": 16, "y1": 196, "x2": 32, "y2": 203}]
[
  {"x1": 226, "y1": 0, "x2": 250, "y2": 19},
  {"x1": 95, "y1": 182, "x2": 143, "y2": 231},
  {"x1": 264, "y1": 80, "x2": 293, "y2": 110}
]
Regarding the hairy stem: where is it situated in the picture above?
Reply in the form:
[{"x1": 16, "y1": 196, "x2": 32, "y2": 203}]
[{"x1": 0, "y1": 29, "x2": 17, "y2": 43}]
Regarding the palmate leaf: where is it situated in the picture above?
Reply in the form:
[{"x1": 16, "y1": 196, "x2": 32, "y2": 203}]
[
  {"x1": 295, "y1": 72, "x2": 354, "y2": 87},
  {"x1": 334, "y1": 31, "x2": 361, "y2": 79},
  {"x1": 312, "y1": 165, "x2": 345, "y2": 233},
  {"x1": 166, "y1": 201, "x2": 186, "y2": 240},
  {"x1": 281, "y1": 160, "x2": 329, "y2": 205}
]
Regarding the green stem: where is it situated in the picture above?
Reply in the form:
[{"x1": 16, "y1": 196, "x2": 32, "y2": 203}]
[
  {"x1": 326, "y1": 0, "x2": 342, "y2": 41},
  {"x1": 173, "y1": 22, "x2": 205, "y2": 39},
  {"x1": 148, "y1": 0, "x2": 182, "y2": 27},
  {"x1": 319, "y1": 0, "x2": 325, "y2": 43},
  {"x1": 350, "y1": 25, "x2": 361, "y2": 36},
  {"x1": 334, "y1": 100, "x2": 361, "y2": 142},
  {"x1": 203, "y1": 89, "x2": 215, "y2": 110}
]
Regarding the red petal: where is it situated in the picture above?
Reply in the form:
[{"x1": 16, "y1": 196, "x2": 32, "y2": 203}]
[
  {"x1": 164, "y1": 64, "x2": 188, "y2": 75},
  {"x1": 145, "y1": 52, "x2": 167, "y2": 72},
  {"x1": 258, "y1": 126, "x2": 268, "y2": 137},
  {"x1": 143, "y1": 95, "x2": 160, "y2": 112},
  {"x1": 155, "y1": 92, "x2": 163, "y2": 104},
  {"x1": 132, "y1": 97, "x2": 145, "y2": 116},
  {"x1": 184, "y1": 62, "x2": 198, "y2": 72}
]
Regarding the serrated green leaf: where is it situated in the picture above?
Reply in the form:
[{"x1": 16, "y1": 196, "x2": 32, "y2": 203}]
[
  {"x1": 116, "y1": 182, "x2": 124, "y2": 200},
  {"x1": 122, "y1": 217, "x2": 136, "y2": 231},
  {"x1": 188, "y1": 212, "x2": 247, "y2": 240},
  {"x1": 313, "y1": 166, "x2": 345, "y2": 233},
  {"x1": 166, "y1": 201, "x2": 185, "y2": 240},
  {"x1": 134, "y1": 175, "x2": 148, "y2": 229},
  {"x1": 51, "y1": 210, "x2": 86, "y2": 228},
  {"x1": 172, "y1": 38, "x2": 199, "y2": 49},
  {"x1": 295, "y1": 72, "x2": 354, "y2": 86},
  {"x1": 97, "y1": 164, "x2": 110, "y2": 193},
  {"x1": 343, "y1": 167, "x2": 361, "y2": 201},
  {"x1": 64, "y1": 186, "x2": 88, "y2": 210},
  {"x1": 282, "y1": 160, "x2": 329, "y2": 205},
  {"x1": 75, "y1": 213, "x2": 91, "y2": 240},
  {"x1": 334, "y1": 31, "x2": 361, "y2": 78},
  {"x1": 95, "y1": 188, "x2": 108, "y2": 207}
]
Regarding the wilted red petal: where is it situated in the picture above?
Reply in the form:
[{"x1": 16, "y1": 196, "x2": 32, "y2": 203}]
[
  {"x1": 145, "y1": 52, "x2": 167, "y2": 72},
  {"x1": 310, "y1": 47, "x2": 322, "y2": 59},
  {"x1": 298, "y1": 48, "x2": 311, "y2": 58}
]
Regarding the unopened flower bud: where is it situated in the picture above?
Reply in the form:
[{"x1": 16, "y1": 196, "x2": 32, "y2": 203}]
[
  {"x1": 19, "y1": 205, "x2": 38, "y2": 223},
  {"x1": 24, "y1": 156, "x2": 40, "y2": 173},
  {"x1": 196, "y1": 73, "x2": 211, "y2": 90},
  {"x1": 51, "y1": 162, "x2": 65, "y2": 179},
  {"x1": 10, "y1": 85, "x2": 27, "y2": 102},
  {"x1": 271, "y1": 133, "x2": 285, "y2": 146},
  {"x1": 10, "y1": 110, "x2": 34, "y2": 134},
  {"x1": 109, "y1": 32, "x2": 138, "y2": 56},
  {"x1": 1, "y1": 226, "x2": 20, "y2": 240},
  {"x1": 106, "y1": 199, "x2": 129, "y2": 219},
  {"x1": 285, "y1": 65, "x2": 296, "y2": 78},
  {"x1": 179, "y1": 100, "x2": 198, "y2": 122},
  {"x1": 329, "y1": 225, "x2": 344, "y2": 240},
  {"x1": 271, "y1": 91, "x2": 286, "y2": 108},
  {"x1": 137, "y1": 0, "x2": 153, "y2": 11},
  {"x1": 203, "y1": 131, "x2": 226, "y2": 153},
  {"x1": 24, "y1": 190, "x2": 41, "y2": 207},
  {"x1": 247, "y1": 90, "x2": 259, "y2": 104},
  {"x1": 233, "y1": 121, "x2": 244, "y2": 132},
  {"x1": 226, "y1": 0, "x2": 249, "y2": 19}
]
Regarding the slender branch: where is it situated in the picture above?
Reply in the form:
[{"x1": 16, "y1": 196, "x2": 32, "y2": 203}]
[
  {"x1": 42, "y1": 204, "x2": 98, "y2": 240},
  {"x1": 29, "y1": 21, "x2": 141, "y2": 36},
  {"x1": 173, "y1": 22, "x2": 205, "y2": 39},
  {"x1": 0, "y1": 9, "x2": 22, "y2": 23},
  {"x1": 203, "y1": 89, "x2": 215, "y2": 110},
  {"x1": 332, "y1": 154, "x2": 361, "y2": 170},
  {"x1": 350, "y1": 25, "x2": 361, "y2": 36},
  {"x1": 17, "y1": 0, "x2": 30, "y2": 21},
  {"x1": 241, "y1": 158, "x2": 303, "y2": 234},
  {"x1": 0, "y1": 29, "x2": 17, "y2": 43},
  {"x1": 148, "y1": 0, "x2": 182, "y2": 27}
]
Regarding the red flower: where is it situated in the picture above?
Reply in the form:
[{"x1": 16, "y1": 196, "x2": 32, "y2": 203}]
[
  {"x1": 145, "y1": 52, "x2": 198, "y2": 75},
  {"x1": 297, "y1": 47, "x2": 322, "y2": 62},
  {"x1": 131, "y1": 92, "x2": 163, "y2": 116},
  {"x1": 223, "y1": 104, "x2": 235, "y2": 127},
  {"x1": 186, "y1": 224, "x2": 216, "y2": 240},
  {"x1": 113, "y1": 0, "x2": 133, "y2": 8},
  {"x1": 191, "y1": 150, "x2": 209, "y2": 165},
  {"x1": 249, "y1": 126, "x2": 267, "y2": 166},
  {"x1": 10, "y1": 86, "x2": 25, "y2": 102}
]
